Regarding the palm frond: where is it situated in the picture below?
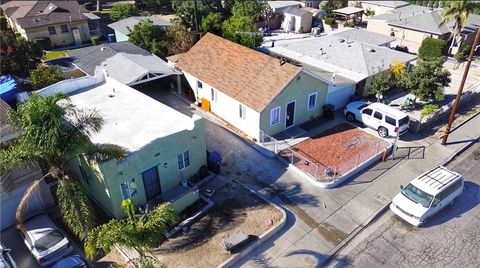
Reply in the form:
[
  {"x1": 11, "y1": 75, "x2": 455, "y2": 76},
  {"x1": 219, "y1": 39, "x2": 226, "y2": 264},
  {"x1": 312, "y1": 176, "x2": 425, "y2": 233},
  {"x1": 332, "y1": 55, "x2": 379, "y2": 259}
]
[
  {"x1": 15, "y1": 180, "x2": 44, "y2": 234},
  {"x1": 87, "y1": 143, "x2": 129, "y2": 161},
  {"x1": 56, "y1": 180, "x2": 97, "y2": 240},
  {"x1": 0, "y1": 142, "x2": 44, "y2": 173}
]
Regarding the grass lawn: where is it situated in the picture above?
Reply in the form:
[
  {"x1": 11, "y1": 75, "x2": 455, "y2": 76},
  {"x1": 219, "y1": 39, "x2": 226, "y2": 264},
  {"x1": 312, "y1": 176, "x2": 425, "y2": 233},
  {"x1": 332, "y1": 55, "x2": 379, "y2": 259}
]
[{"x1": 44, "y1": 50, "x2": 70, "y2": 61}]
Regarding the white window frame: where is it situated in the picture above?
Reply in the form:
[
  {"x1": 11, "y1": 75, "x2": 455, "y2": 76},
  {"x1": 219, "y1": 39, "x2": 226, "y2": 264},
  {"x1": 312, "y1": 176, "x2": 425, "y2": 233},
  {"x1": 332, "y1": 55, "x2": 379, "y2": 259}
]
[
  {"x1": 270, "y1": 106, "x2": 281, "y2": 126},
  {"x1": 211, "y1": 88, "x2": 217, "y2": 102},
  {"x1": 197, "y1": 80, "x2": 203, "y2": 89},
  {"x1": 307, "y1": 92, "x2": 317, "y2": 111},
  {"x1": 306, "y1": 1, "x2": 313, "y2": 8},
  {"x1": 120, "y1": 178, "x2": 137, "y2": 199},
  {"x1": 177, "y1": 151, "x2": 190, "y2": 171},
  {"x1": 239, "y1": 104, "x2": 246, "y2": 119}
]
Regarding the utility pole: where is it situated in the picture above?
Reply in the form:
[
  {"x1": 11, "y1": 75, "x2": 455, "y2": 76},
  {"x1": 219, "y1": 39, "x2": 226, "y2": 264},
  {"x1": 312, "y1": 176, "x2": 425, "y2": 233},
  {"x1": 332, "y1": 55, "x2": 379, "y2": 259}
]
[
  {"x1": 442, "y1": 27, "x2": 480, "y2": 145},
  {"x1": 193, "y1": 0, "x2": 200, "y2": 43}
]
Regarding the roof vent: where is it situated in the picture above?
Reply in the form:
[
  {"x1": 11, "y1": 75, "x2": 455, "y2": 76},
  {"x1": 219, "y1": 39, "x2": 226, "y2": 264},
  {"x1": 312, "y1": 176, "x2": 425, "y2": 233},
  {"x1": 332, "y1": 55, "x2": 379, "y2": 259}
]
[
  {"x1": 100, "y1": 46, "x2": 106, "y2": 51},
  {"x1": 370, "y1": 48, "x2": 376, "y2": 53},
  {"x1": 338, "y1": 38, "x2": 345, "y2": 43}
]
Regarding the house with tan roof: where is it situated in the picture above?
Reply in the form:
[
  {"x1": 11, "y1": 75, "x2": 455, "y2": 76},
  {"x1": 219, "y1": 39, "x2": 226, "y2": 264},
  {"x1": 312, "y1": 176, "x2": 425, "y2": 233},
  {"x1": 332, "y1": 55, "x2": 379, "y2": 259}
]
[
  {"x1": 0, "y1": 1, "x2": 100, "y2": 47},
  {"x1": 175, "y1": 33, "x2": 331, "y2": 141}
]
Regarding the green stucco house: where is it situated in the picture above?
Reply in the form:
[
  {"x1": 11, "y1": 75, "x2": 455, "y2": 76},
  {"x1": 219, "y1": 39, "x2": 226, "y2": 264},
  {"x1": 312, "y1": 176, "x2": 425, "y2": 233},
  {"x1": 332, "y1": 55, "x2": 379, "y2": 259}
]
[
  {"x1": 38, "y1": 72, "x2": 206, "y2": 218},
  {"x1": 175, "y1": 33, "x2": 336, "y2": 141}
]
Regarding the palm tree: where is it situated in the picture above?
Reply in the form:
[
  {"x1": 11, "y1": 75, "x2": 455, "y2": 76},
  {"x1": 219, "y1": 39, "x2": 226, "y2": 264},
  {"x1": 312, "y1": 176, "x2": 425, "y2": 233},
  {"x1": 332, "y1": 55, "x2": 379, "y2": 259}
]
[
  {"x1": 441, "y1": 0, "x2": 479, "y2": 54},
  {"x1": 0, "y1": 92, "x2": 127, "y2": 240}
]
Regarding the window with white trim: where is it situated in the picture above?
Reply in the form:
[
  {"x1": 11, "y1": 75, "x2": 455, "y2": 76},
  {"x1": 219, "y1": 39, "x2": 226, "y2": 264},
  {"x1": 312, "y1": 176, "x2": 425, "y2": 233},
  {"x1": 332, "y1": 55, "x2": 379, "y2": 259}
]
[
  {"x1": 197, "y1": 80, "x2": 203, "y2": 89},
  {"x1": 48, "y1": 26, "x2": 56, "y2": 35},
  {"x1": 177, "y1": 151, "x2": 190, "y2": 170},
  {"x1": 270, "y1": 106, "x2": 280, "y2": 126},
  {"x1": 120, "y1": 178, "x2": 137, "y2": 199},
  {"x1": 306, "y1": 2, "x2": 313, "y2": 8},
  {"x1": 239, "y1": 104, "x2": 246, "y2": 119},
  {"x1": 211, "y1": 88, "x2": 217, "y2": 102},
  {"x1": 308, "y1": 92, "x2": 317, "y2": 110}
]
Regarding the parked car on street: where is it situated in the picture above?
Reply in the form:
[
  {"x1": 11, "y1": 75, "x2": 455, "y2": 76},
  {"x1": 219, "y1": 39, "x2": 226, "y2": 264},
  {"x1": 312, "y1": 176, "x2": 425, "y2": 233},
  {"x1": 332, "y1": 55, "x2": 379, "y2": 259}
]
[
  {"x1": 390, "y1": 166, "x2": 464, "y2": 226},
  {"x1": 344, "y1": 101, "x2": 410, "y2": 138},
  {"x1": 18, "y1": 214, "x2": 73, "y2": 267},
  {"x1": 53, "y1": 255, "x2": 90, "y2": 268},
  {"x1": 0, "y1": 243, "x2": 16, "y2": 268}
]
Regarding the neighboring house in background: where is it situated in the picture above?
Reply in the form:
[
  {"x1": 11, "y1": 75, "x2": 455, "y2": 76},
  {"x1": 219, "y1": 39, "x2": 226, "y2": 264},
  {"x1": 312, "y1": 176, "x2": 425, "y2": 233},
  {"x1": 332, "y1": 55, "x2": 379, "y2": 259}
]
[
  {"x1": 37, "y1": 72, "x2": 207, "y2": 218},
  {"x1": 282, "y1": 7, "x2": 313, "y2": 33},
  {"x1": 107, "y1": 16, "x2": 173, "y2": 42},
  {"x1": 299, "y1": 0, "x2": 322, "y2": 9},
  {"x1": 267, "y1": 1, "x2": 302, "y2": 13},
  {"x1": 67, "y1": 42, "x2": 181, "y2": 86},
  {"x1": 329, "y1": 28, "x2": 396, "y2": 47},
  {"x1": 174, "y1": 33, "x2": 331, "y2": 141},
  {"x1": 366, "y1": 4, "x2": 480, "y2": 54},
  {"x1": 0, "y1": 1, "x2": 100, "y2": 47},
  {"x1": 356, "y1": 1, "x2": 409, "y2": 16},
  {"x1": 266, "y1": 34, "x2": 416, "y2": 98}
]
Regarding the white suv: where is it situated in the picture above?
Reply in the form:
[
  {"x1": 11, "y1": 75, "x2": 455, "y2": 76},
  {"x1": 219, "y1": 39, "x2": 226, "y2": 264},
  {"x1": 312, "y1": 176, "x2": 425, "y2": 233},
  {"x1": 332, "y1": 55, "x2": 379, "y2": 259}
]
[
  {"x1": 344, "y1": 101, "x2": 410, "y2": 138},
  {"x1": 390, "y1": 166, "x2": 464, "y2": 226}
]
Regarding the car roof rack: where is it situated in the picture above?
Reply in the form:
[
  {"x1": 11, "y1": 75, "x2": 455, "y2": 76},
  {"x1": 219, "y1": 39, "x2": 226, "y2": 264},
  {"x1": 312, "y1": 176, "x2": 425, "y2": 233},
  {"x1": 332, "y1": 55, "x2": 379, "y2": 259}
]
[{"x1": 416, "y1": 166, "x2": 459, "y2": 191}]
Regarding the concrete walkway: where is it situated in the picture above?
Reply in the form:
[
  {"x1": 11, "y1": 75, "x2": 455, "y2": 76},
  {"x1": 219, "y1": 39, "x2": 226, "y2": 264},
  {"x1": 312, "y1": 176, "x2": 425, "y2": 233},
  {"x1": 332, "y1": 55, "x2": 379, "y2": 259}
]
[{"x1": 227, "y1": 113, "x2": 479, "y2": 267}]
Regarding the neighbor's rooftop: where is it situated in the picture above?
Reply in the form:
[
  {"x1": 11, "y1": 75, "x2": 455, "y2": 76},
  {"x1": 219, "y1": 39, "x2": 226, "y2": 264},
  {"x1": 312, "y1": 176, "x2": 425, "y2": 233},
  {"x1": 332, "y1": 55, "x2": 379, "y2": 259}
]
[
  {"x1": 268, "y1": 35, "x2": 417, "y2": 81},
  {"x1": 66, "y1": 78, "x2": 198, "y2": 152},
  {"x1": 107, "y1": 16, "x2": 172, "y2": 36},
  {"x1": 359, "y1": 1, "x2": 409, "y2": 8},
  {"x1": 329, "y1": 28, "x2": 396, "y2": 46}
]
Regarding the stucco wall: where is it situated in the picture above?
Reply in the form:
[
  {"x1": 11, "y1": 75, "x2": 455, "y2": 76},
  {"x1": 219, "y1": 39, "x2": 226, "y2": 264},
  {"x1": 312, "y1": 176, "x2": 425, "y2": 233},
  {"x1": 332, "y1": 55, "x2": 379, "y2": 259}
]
[
  {"x1": 170, "y1": 190, "x2": 199, "y2": 212},
  {"x1": 183, "y1": 72, "x2": 262, "y2": 140},
  {"x1": 22, "y1": 21, "x2": 91, "y2": 47},
  {"x1": 115, "y1": 30, "x2": 129, "y2": 42},
  {"x1": 260, "y1": 71, "x2": 328, "y2": 136},
  {"x1": 361, "y1": 3, "x2": 395, "y2": 16},
  {"x1": 94, "y1": 117, "x2": 207, "y2": 218}
]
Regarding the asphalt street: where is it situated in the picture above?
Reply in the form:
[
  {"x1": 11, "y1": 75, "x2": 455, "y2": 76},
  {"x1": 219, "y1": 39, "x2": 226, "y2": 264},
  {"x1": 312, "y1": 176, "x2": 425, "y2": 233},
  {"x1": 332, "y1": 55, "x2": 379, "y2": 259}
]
[{"x1": 331, "y1": 142, "x2": 480, "y2": 267}]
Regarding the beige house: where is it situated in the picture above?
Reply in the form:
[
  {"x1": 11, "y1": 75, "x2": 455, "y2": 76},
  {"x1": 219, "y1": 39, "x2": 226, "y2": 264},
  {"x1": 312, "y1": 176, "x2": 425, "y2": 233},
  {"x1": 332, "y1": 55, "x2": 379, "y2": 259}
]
[
  {"x1": 356, "y1": 1, "x2": 409, "y2": 16},
  {"x1": 366, "y1": 5, "x2": 480, "y2": 54},
  {"x1": 1, "y1": 1, "x2": 100, "y2": 47}
]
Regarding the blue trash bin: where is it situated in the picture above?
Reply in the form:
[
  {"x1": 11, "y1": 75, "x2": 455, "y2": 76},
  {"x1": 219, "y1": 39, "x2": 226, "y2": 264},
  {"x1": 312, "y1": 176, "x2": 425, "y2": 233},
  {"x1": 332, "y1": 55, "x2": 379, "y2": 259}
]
[{"x1": 208, "y1": 151, "x2": 222, "y2": 174}]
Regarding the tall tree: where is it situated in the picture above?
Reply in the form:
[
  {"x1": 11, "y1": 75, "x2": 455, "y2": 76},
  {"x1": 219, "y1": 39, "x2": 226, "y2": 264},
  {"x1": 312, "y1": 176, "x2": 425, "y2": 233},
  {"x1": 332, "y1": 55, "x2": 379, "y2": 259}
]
[
  {"x1": 0, "y1": 30, "x2": 42, "y2": 77},
  {"x1": 398, "y1": 59, "x2": 451, "y2": 103},
  {"x1": 172, "y1": 0, "x2": 208, "y2": 30},
  {"x1": 29, "y1": 65, "x2": 64, "y2": 89},
  {"x1": 441, "y1": 0, "x2": 479, "y2": 53},
  {"x1": 128, "y1": 19, "x2": 169, "y2": 58},
  {"x1": 200, "y1": 12, "x2": 224, "y2": 35},
  {"x1": 110, "y1": 3, "x2": 139, "y2": 21},
  {"x1": 166, "y1": 22, "x2": 195, "y2": 55},
  {"x1": 222, "y1": 16, "x2": 263, "y2": 48},
  {"x1": 0, "y1": 93, "x2": 127, "y2": 240}
]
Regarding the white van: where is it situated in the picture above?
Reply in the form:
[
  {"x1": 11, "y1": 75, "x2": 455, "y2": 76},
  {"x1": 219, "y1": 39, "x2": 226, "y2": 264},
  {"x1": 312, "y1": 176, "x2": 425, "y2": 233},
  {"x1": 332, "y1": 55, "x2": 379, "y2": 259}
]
[{"x1": 390, "y1": 166, "x2": 464, "y2": 226}]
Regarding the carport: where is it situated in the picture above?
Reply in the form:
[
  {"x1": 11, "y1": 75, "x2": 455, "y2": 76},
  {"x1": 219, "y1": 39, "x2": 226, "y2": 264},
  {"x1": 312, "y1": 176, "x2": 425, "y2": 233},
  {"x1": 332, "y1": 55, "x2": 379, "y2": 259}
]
[{"x1": 332, "y1": 7, "x2": 364, "y2": 24}]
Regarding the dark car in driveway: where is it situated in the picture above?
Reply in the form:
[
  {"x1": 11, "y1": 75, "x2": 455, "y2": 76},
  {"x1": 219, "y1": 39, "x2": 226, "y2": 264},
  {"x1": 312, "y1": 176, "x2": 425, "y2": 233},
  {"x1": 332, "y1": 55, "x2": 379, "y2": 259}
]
[{"x1": 18, "y1": 214, "x2": 73, "y2": 267}]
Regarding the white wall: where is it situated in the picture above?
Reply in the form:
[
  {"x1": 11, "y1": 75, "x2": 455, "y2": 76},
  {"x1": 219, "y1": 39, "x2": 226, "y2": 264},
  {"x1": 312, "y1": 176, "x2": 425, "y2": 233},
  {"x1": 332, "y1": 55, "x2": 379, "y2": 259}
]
[
  {"x1": 183, "y1": 72, "x2": 261, "y2": 140},
  {"x1": 37, "y1": 70, "x2": 106, "y2": 97},
  {"x1": 326, "y1": 84, "x2": 356, "y2": 109}
]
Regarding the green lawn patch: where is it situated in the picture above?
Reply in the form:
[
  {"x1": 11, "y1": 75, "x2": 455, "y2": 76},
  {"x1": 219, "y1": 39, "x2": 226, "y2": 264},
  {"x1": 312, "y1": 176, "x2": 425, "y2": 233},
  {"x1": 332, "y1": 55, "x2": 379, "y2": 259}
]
[{"x1": 44, "y1": 50, "x2": 69, "y2": 61}]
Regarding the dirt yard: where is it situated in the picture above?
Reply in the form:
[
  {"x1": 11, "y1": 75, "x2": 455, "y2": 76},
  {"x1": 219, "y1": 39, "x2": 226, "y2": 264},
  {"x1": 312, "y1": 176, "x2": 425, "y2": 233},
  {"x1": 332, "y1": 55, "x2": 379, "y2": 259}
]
[
  {"x1": 151, "y1": 177, "x2": 283, "y2": 268},
  {"x1": 279, "y1": 123, "x2": 390, "y2": 181}
]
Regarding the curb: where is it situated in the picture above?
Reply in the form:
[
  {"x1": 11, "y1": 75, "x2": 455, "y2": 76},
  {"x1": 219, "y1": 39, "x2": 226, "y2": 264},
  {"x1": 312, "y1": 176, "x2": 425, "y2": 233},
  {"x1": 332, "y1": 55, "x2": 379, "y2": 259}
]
[
  {"x1": 320, "y1": 133, "x2": 480, "y2": 267},
  {"x1": 218, "y1": 180, "x2": 287, "y2": 268}
]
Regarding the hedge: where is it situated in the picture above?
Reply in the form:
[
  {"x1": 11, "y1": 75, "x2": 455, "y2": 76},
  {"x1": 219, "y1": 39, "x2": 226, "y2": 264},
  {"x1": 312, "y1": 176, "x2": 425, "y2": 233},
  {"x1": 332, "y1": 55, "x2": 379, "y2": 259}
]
[
  {"x1": 0, "y1": 16, "x2": 7, "y2": 30},
  {"x1": 33, "y1": 37, "x2": 52, "y2": 50},
  {"x1": 91, "y1": 36, "x2": 100, "y2": 46},
  {"x1": 418, "y1": 37, "x2": 447, "y2": 60},
  {"x1": 324, "y1": 17, "x2": 336, "y2": 26}
]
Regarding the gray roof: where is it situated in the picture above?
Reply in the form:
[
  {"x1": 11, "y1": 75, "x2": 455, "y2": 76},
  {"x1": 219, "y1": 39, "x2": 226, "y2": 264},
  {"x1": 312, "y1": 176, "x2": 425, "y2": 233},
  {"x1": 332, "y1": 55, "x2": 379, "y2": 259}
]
[
  {"x1": 360, "y1": 1, "x2": 409, "y2": 8},
  {"x1": 388, "y1": 10, "x2": 450, "y2": 35},
  {"x1": 332, "y1": 6, "x2": 364, "y2": 15},
  {"x1": 368, "y1": 4, "x2": 437, "y2": 21},
  {"x1": 268, "y1": 35, "x2": 417, "y2": 81},
  {"x1": 108, "y1": 16, "x2": 173, "y2": 36},
  {"x1": 329, "y1": 28, "x2": 396, "y2": 46},
  {"x1": 67, "y1": 42, "x2": 176, "y2": 85},
  {"x1": 0, "y1": 1, "x2": 98, "y2": 29},
  {"x1": 283, "y1": 6, "x2": 309, "y2": 16},
  {"x1": 267, "y1": 1, "x2": 301, "y2": 12}
]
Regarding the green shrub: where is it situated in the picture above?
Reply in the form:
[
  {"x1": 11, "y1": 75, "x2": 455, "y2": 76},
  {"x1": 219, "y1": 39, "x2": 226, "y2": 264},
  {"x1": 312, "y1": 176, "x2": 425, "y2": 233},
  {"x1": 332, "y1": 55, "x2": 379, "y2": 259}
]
[
  {"x1": 91, "y1": 36, "x2": 100, "y2": 46},
  {"x1": 324, "y1": 17, "x2": 336, "y2": 26},
  {"x1": 418, "y1": 37, "x2": 447, "y2": 60},
  {"x1": 421, "y1": 104, "x2": 439, "y2": 118},
  {"x1": 343, "y1": 21, "x2": 354, "y2": 27},
  {"x1": 33, "y1": 37, "x2": 51, "y2": 50},
  {"x1": 0, "y1": 16, "x2": 7, "y2": 30}
]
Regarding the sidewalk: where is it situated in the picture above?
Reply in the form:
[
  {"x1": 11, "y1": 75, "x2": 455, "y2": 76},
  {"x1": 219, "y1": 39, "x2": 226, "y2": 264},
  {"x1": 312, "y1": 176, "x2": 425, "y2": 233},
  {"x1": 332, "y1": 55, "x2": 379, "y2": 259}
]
[{"x1": 227, "y1": 113, "x2": 479, "y2": 267}]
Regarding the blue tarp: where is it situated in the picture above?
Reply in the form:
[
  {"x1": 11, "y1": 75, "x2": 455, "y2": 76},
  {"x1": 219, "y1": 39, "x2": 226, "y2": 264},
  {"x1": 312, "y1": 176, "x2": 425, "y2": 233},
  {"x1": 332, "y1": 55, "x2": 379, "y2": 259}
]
[{"x1": 0, "y1": 75, "x2": 20, "y2": 103}]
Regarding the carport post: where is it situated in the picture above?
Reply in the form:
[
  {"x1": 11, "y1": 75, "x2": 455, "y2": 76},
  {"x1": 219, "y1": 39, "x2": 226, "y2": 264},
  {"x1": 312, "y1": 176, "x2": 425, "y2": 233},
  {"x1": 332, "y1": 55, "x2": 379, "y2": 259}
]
[{"x1": 176, "y1": 74, "x2": 182, "y2": 95}]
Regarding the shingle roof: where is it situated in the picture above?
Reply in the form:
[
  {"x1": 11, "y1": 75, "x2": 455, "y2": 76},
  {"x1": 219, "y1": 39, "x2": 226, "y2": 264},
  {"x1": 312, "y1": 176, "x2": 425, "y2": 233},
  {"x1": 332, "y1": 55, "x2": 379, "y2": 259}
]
[
  {"x1": 176, "y1": 33, "x2": 302, "y2": 112},
  {"x1": 0, "y1": 1, "x2": 98, "y2": 29},
  {"x1": 107, "y1": 16, "x2": 173, "y2": 36},
  {"x1": 283, "y1": 6, "x2": 309, "y2": 16},
  {"x1": 329, "y1": 28, "x2": 396, "y2": 46},
  {"x1": 268, "y1": 35, "x2": 416, "y2": 81},
  {"x1": 388, "y1": 10, "x2": 450, "y2": 35},
  {"x1": 368, "y1": 4, "x2": 437, "y2": 21},
  {"x1": 68, "y1": 42, "x2": 176, "y2": 85},
  {"x1": 360, "y1": 1, "x2": 409, "y2": 8},
  {"x1": 68, "y1": 42, "x2": 151, "y2": 76}
]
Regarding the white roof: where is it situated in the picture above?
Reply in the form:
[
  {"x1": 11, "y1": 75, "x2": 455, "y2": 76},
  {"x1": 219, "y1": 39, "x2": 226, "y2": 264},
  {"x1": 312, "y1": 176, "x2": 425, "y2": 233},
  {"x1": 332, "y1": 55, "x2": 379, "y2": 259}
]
[
  {"x1": 333, "y1": 7, "x2": 364, "y2": 15},
  {"x1": 67, "y1": 78, "x2": 198, "y2": 152},
  {"x1": 411, "y1": 166, "x2": 462, "y2": 196},
  {"x1": 360, "y1": 1, "x2": 409, "y2": 8},
  {"x1": 369, "y1": 102, "x2": 408, "y2": 118}
]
